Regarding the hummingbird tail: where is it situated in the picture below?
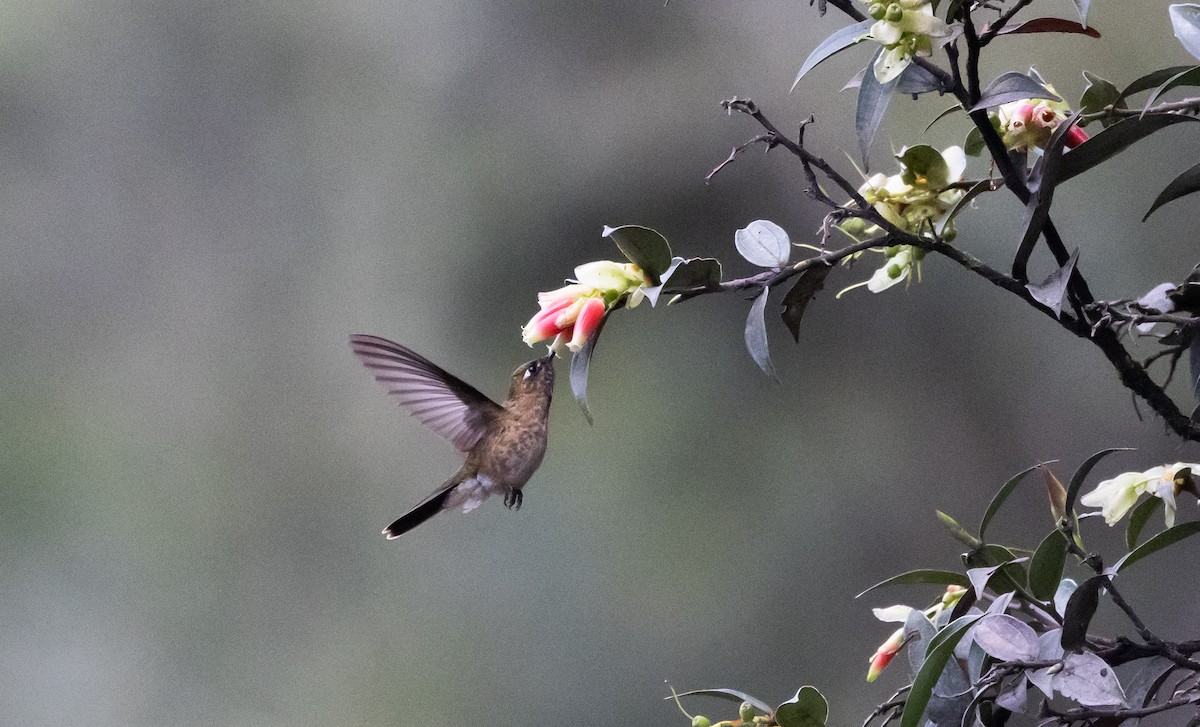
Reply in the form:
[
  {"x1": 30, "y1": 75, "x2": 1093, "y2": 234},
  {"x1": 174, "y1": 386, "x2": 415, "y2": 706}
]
[{"x1": 382, "y1": 485, "x2": 455, "y2": 540}]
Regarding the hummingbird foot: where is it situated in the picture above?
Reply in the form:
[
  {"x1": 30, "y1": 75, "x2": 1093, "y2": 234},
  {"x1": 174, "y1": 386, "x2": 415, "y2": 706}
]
[{"x1": 503, "y1": 488, "x2": 523, "y2": 511}]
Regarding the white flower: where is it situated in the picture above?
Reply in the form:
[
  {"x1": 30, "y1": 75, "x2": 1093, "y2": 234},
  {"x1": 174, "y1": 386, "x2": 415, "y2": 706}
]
[
  {"x1": 1079, "y1": 463, "x2": 1200, "y2": 526},
  {"x1": 866, "y1": 0, "x2": 953, "y2": 83}
]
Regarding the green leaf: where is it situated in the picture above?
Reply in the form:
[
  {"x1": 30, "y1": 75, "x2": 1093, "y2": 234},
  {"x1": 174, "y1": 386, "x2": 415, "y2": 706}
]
[
  {"x1": 1064, "y1": 448, "x2": 1134, "y2": 517},
  {"x1": 856, "y1": 569, "x2": 971, "y2": 598},
  {"x1": 1114, "y1": 520, "x2": 1200, "y2": 572},
  {"x1": 970, "y1": 72, "x2": 1061, "y2": 111},
  {"x1": 1142, "y1": 65, "x2": 1200, "y2": 113},
  {"x1": 963, "y1": 126, "x2": 985, "y2": 156},
  {"x1": 856, "y1": 48, "x2": 897, "y2": 166},
  {"x1": 1061, "y1": 575, "x2": 1106, "y2": 651},
  {"x1": 569, "y1": 310, "x2": 614, "y2": 424},
  {"x1": 1029, "y1": 531, "x2": 1069, "y2": 601},
  {"x1": 792, "y1": 20, "x2": 874, "y2": 90},
  {"x1": 667, "y1": 688, "x2": 773, "y2": 715},
  {"x1": 735, "y1": 220, "x2": 791, "y2": 268},
  {"x1": 979, "y1": 462, "x2": 1049, "y2": 541},
  {"x1": 744, "y1": 287, "x2": 775, "y2": 377},
  {"x1": 1079, "y1": 71, "x2": 1124, "y2": 128},
  {"x1": 774, "y1": 687, "x2": 828, "y2": 727},
  {"x1": 1116, "y1": 65, "x2": 1196, "y2": 104},
  {"x1": 1014, "y1": 114, "x2": 1079, "y2": 285},
  {"x1": 661, "y1": 257, "x2": 722, "y2": 291},
  {"x1": 939, "y1": 179, "x2": 999, "y2": 234},
  {"x1": 1143, "y1": 160, "x2": 1200, "y2": 220},
  {"x1": 780, "y1": 264, "x2": 833, "y2": 343},
  {"x1": 1170, "y1": 3, "x2": 1200, "y2": 61},
  {"x1": 899, "y1": 616, "x2": 980, "y2": 727},
  {"x1": 925, "y1": 104, "x2": 963, "y2": 132},
  {"x1": 937, "y1": 510, "x2": 982, "y2": 549},
  {"x1": 1025, "y1": 248, "x2": 1080, "y2": 317},
  {"x1": 897, "y1": 145, "x2": 953, "y2": 188},
  {"x1": 1125, "y1": 496, "x2": 1163, "y2": 550},
  {"x1": 602, "y1": 225, "x2": 672, "y2": 282},
  {"x1": 1057, "y1": 115, "x2": 1200, "y2": 185},
  {"x1": 991, "y1": 17, "x2": 1101, "y2": 38}
]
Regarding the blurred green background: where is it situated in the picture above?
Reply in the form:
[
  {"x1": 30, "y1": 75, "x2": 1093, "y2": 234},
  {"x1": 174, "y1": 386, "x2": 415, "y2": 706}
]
[{"x1": 2, "y1": 1, "x2": 1198, "y2": 725}]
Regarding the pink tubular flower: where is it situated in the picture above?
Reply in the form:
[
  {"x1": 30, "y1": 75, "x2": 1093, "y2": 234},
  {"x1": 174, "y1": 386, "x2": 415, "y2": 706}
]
[
  {"x1": 995, "y1": 93, "x2": 1088, "y2": 152},
  {"x1": 867, "y1": 628, "x2": 905, "y2": 682},
  {"x1": 522, "y1": 261, "x2": 650, "y2": 353}
]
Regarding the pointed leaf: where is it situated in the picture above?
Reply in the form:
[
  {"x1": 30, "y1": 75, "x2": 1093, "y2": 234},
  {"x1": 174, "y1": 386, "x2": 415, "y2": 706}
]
[
  {"x1": 899, "y1": 616, "x2": 980, "y2": 727},
  {"x1": 735, "y1": 220, "x2": 791, "y2": 268},
  {"x1": 1142, "y1": 65, "x2": 1200, "y2": 113},
  {"x1": 963, "y1": 126, "x2": 985, "y2": 156},
  {"x1": 781, "y1": 264, "x2": 832, "y2": 342},
  {"x1": 979, "y1": 462, "x2": 1048, "y2": 541},
  {"x1": 856, "y1": 569, "x2": 971, "y2": 598},
  {"x1": 1057, "y1": 115, "x2": 1200, "y2": 185},
  {"x1": 1064, "y1": 447, "x2": 1135, "y2": 516},
  {"x1": 1143, "y1": 160, "x2": 1200, "y2": 220},
  {"x1": 1117, "y1": 65, "x2": 1196, "y2": 104},
  {"x1": 668, "y1": 688, "x2": 773, "y2": 715},
  {"x1": 1061, "y1": 575, "x2": 1106, "y2": 651},
  {"x1": 925, "y1": 104, "x2": 963, "y2": 132},
  {"x1": 1026, "y1": 248, "x2": 1080, "y2": 317},
  {"x1": 1114, "y1": 520, "x2": 1200, "y2": 572},
  {"x1": 1170, "y1": 3, "x2": 1200, "y2": 61},
  {"x1": 1029, "y1": 531, "x2": 1068, "y2": 600},
  {"x1": 991, "y1": 17, "x2": 1100, "y2": 37},
  {"x1": 1123, "y1": 657, "x2": 1177, "y2": 710},
  {"x1": 774, "y1": 686, "x2": 828, "y2": 727},
  {"x1": 601, "y1": 225, "x2": 672, "y2": 282},
  {"x1": 744, "y1": 287, "x2": 775, "y2": 376},
  {"x1": 569, "y1": 312, "x2": 613, "y2": 424},
  {"x1": 1125, "y1": 496, "x2": 1163, "y2": 550},
  {"x1": 972, "y1": 614, "x2": 1039, "y2": 661},
  {"x1": 1054, "y1": 652, "x2": 1126, "y2": 706},
  {"x1": 940, "y1": 178, "x2": 999, "y2": 233},
  {"x1": 970, "y1": 72, "x2": 1061, "y2": 111},
  {"x1": 856, "y1": 49, "x2": 897, "y2": 166},
  {"x1": 792, "y1": 20, "x2": 874, "y2": 90},
  {"x1": 1071, "y1": 0, "x2": 1091, "y2": 27}
]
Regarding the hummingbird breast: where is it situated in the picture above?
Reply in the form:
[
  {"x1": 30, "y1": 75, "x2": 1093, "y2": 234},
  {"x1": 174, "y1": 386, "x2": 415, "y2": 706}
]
[{"x1": 476, "y1": 413, "x2": 548, "y2": 488}]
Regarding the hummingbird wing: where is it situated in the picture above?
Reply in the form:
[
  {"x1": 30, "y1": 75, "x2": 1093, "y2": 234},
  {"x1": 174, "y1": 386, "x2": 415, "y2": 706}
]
[{"x1": 350, "y1": 334, "x2": 503, "y2": 452}]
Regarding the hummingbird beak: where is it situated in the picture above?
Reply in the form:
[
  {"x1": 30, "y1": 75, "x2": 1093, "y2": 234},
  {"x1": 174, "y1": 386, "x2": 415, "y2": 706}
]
[{"x1": 542, "y1": 350, "x2": 556, "y2": 365}]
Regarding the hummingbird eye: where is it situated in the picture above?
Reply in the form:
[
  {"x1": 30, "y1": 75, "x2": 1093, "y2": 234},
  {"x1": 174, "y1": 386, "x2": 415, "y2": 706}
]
[{"x1": 523, "y1": 363, "x2": 536, "y2": 380}]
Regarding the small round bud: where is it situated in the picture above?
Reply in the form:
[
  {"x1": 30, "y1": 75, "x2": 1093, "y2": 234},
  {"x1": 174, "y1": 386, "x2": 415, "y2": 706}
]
[
  {"x1": 868, "y1": 2, "x2": 887, "y2": 20},
  {"x1": 885, "y1": 3, "x2": 904, "y2": 22},
  {"x1": 839, "y1": 217, "x2": 868, "y2": 236},
  {"x1": 887, "y1": 263, "x2": 903, "y2": 279},
  {"x1": 692, "y1": 716, "x2": 711, "y2": 727},
  {"x1": 739, "y1": 702, "x2": 757, "y2": 722},
  {"x1": 940, "y1": 225, "x2": 957, "y2": 242}
]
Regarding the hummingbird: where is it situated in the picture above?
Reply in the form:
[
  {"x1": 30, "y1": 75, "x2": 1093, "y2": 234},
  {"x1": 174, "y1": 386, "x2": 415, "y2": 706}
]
[{"x1": 349, "y1": 334, "x2": 556, "y2": 539}]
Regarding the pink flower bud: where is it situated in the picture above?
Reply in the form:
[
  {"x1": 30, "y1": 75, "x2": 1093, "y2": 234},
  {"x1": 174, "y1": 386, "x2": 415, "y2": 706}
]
[
  {"x1": 1064, "y1": 124, "x2": 1089, "y2": 149},
  {"x1": 567, "y1": 296, "x2": 606, "y2": 352},
  {"x1": 867, "y1": 627, "x2": 906, "y2": 682}
]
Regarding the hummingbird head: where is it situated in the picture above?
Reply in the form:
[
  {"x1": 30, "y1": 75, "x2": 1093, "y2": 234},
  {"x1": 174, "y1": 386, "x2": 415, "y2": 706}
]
[{"x1": 509, "y1": 352, "x2": 556, "y2": 405}]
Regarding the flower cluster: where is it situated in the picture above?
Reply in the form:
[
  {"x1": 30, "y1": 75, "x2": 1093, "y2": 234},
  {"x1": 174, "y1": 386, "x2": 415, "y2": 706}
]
[
  {"x1": 522, "y1": 261, "x2": 651, "y2": 352},
  {"x1": 867, "y1": 585, "x2": 966, "y2": 681},
  {"x1": 866, "y1": 0, "x2": 952, "y2": 83},
  {"x1": 1079, "y1": 462, "x2": 1200, "y2": 527},
  {"x1": 992, "y1": 93, "x2": 1089, "y2": 152},
  {"x1": 839, "y1": 145, "x2": 966, "y2": 294}
]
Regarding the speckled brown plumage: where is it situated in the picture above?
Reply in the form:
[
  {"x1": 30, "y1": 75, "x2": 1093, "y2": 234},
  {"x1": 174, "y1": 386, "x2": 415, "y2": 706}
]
[{"x1": 350, "y1": 334, "x2": 555, "y2": 539}]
